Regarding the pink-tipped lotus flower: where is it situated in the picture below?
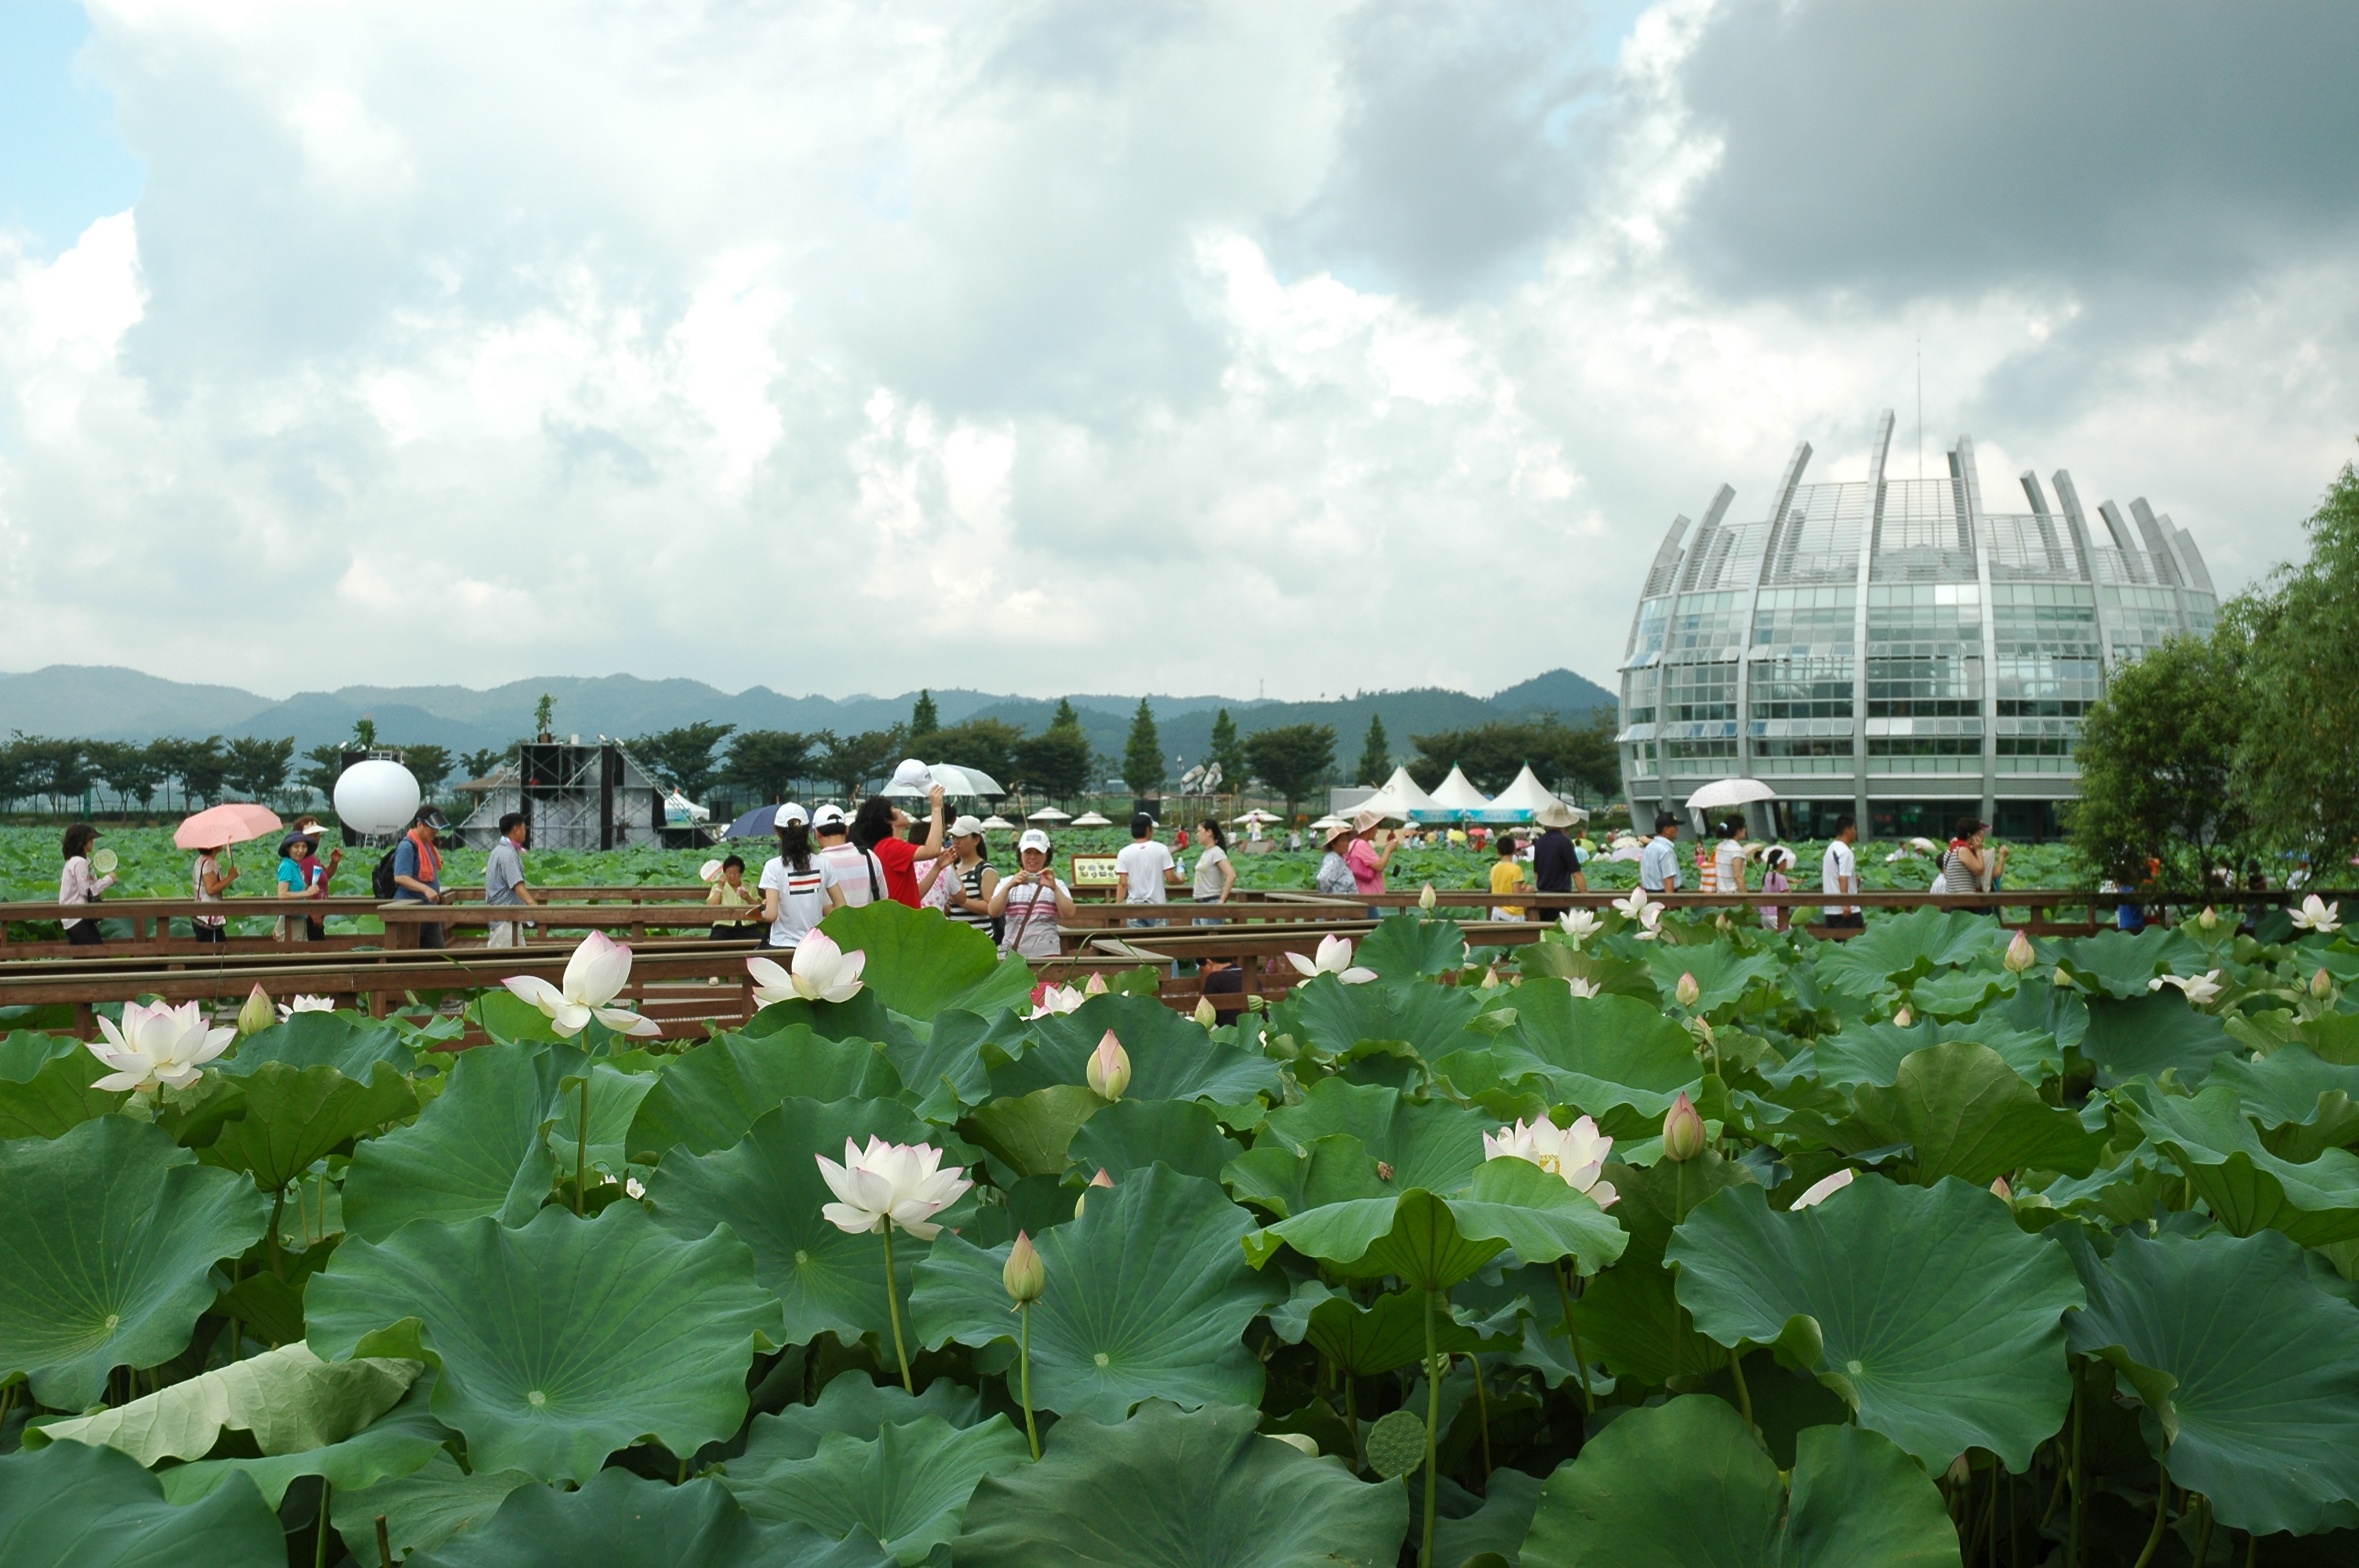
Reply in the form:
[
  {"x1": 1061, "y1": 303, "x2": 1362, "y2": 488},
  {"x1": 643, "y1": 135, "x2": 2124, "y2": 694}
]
[
  {"x1": 1790, "y1": 1168, "x2": 1855, "y2": 1210},
  {"x1": 1084, "y1": 973, "x2": 1110, "y2": 996},
  {"x1": 1003, "y1": 1231, "x2": 1045, "y2": 1304},
  {"x1": 1484, "y1": 1114, "x2": 1618, "y2": 1207},
  {"x1": 1027, "y1": 982, "x2": 1085, "y2": 1019},
  {"x1": 503, "y1": 931, "x2": 660, "y2": 1037},
  {"x1": 86, "y1": 1000, "x2": 234, "y2": 1092},
  {"x1": 1286, "y1": 934, "x2": 1378, "y2": 985},
  {"x1": 1087, "y1": 1031, "x2": 1132, "y2": 1101},
  {"x1": 237, "y1": 984, "x2": 274, "y2": 1037},
  {"x1": 747, "y1": 930, "x2": 867, "y2": 1007},
  {"x1": 1660, "y1": 1092, "x2": 1707, "y2": 1163},
  {"x1": 816, "y1": 1136, "x2": 972, "y2": 1240},
  {"x1": 1674, "y1": 972, "x2": 1701, "y2": 1008},
  {"x1": 2003, "y1": 929, "x2": 2035, "y2": 974}
]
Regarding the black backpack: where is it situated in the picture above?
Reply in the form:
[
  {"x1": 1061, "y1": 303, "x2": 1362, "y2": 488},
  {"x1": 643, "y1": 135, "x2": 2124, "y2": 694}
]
[{"x1": 371, "y1": 851, "x2": 399, "y2": 900}]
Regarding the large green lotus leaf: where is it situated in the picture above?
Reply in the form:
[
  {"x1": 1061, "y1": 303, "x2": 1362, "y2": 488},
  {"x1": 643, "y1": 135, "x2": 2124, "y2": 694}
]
[
  {"x1": 994, "y1": 993, "x2": 1281, "y2": 1109},
  {"x1": 2299, "y1": 1007, "x2": 2359, "y2": 1065},
  {"x1": 740, "y1": 1371, "x2": 983, "y2": 1464},
  {"x1": 199, "y1": 1059, "x2": 418, "y2": 1192},
  {"x1": 330, "y1": 1451, "x2": 537, "y2": 1564},
  {"x1": 961, "y1": 1084, "x2": 1103, "y2": 1178},
  {"x1": 0, "y1": 1028, "x2": 79, "y2": 1080},
  {"x1": 405, "y1": 1467, "x2": 895, "y2": 1568},
  {"x1": 1641, "y1": 942, "x2": 1783, "y2": 1013},
  {"x1": 2081, "y1": 992, "x2": 2238, "y2": 1086},
  {"x1": 158, "y1": 1375, "x2": 452, "y2": 1508},
  {"x1": 752, "y1": 989, "x2": 925, "y2": 1059},
  {"x1": 1812, "y1": 906, "x2": 1995, "y2": 994},
  {"x1": 1067, "y1": 1098, "x2": 1243, "y2": 1182},
  {"x1": 0, "y1": 1042, "x2": 126, "y2": 1138},
  {"x1": 1284, "y1": 972, "x2": 1488, "y2": 1062},
  {"x1": 1250, "y1": 1160, "x2": 1625, "y2": 1288},
  {"x1": 2045, "y1": 927, "x2": 2212, "y2": 999},
  {"x1": 819, "y1": 899, "x2": 1017, "y2": 1022},
  {"x1": 1220, "y1": 1133, "x2": 1390, "y2": 1220},
  {"x1": 1518, "y1": 1395, "x2": 1957, "y2": 1568},
  {"x1": 2059, "y1": 1227, "x2": 2359, "y2": 1537},
  {"x1": 1560, "y1": 1152, "x2": 1748, "y2": 1385},
  {"x1": 951, "y1": 1400, "x2": 1408, "y2": 1568},
  {"x1": 721, "y1": 1414, "x2": 1029, "y2": 1564},
  {"x1": 2206, "y1": 1043, "x2": 2359, "y2": 1160},
  {"x1": 546, "y1": 1061, "x2": 660, "y2": 1177},
  {"x1": 912, "y1": 1165, "x2": 1280, "y2": 1422},
  {"x1": 1518, "y1": 943, "x2": 1661, "y2": 1002},
  {"x1": 1997, "y1": 972, "x2": 2089, "y2": 1054},
  {"x1": 628, "y1": 1026, "x2": 902, "y2": 1160},
  {"x1": 1259, "y1": 1077, "x2": 1490, "y2": 1195},
  {"x1": 0, "y1": 1439, "x2": 284, "y2": 1568},
  {"x1": 645, "y1": 1096, "x2": 933, "y2": 1345},
  {"x1": 1795, "y1": 1016, "x2": 2059, "y2": 1091},
  {"x1": 1847, "y1": 1040, "x2": 2106, "y2": 1185},
  {"x1": 26, "y1": 1340, "x2": 417, "y2": 1465},
  {"x1": 1905, "y1": 965, "x2": 2010, "y2": 1020},
  {"x1": 1666, "y1": 1177, "x2": 2083, "y2": 1469},
  {"x1": 1302, "y1": 1287, "x2": 1496, "y2": 1377},
  {"x1": 342, "y1": 1041, "x2": 576, "y2": 1240},
  {"x1": 2122, "y1": 1083, "x2": 2359, "y2": 1245},
  {"x1": 0, "y1": 1116, "x2": 271, "y2": 1408},
  {"x1": 882, "y1": 1008, "x2": 1016, "y2": 1119},
  {"x1": 224, "y1": 1010, "x2": 416, "y2": 1078},
  {"x1": 1482, "y1": 988, "x2": 1704, "y2": 1128},
  {"x1": 306, "y1": 1202, "x2": 783, "y2": 1482},
  {"x1": 1354, "y1": 912, "x2": 1470, "y2": 982}
]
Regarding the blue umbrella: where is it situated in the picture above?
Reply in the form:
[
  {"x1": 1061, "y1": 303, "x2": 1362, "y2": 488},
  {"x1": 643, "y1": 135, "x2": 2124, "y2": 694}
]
[{"x1": 722, "y1": 804, "x2": 784, "y2": 840}]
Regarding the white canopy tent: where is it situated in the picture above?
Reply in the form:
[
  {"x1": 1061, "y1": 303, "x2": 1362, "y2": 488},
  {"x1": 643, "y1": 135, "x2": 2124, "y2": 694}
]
[
  {"x1": 1351, "y1": 766, "x2": 1438, "y2": 821},
  {"x1": 1488, "y1": 765, "x2": 1584, "y2": 822},
  {"x1": 1412, "y1": 765, "x2": 1492, "y2": 820},
  {"x1": 980, "y1": 815, "x2": 1016, "y2": 831},
  {"x1": 1027, "y1": 807, "x2": 1073, "y2": 822},
  {"x1": 1069, "y1": 811, "x2": 1113, "y2": 827}
]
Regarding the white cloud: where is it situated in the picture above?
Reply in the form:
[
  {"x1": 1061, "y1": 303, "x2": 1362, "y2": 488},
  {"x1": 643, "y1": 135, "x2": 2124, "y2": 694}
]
[{"x1": 0, "y1": 0, "x2": 2350, "y2": 703}]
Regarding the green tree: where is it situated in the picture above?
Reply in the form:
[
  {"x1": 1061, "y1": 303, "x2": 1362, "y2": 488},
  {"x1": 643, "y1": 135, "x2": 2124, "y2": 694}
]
[
  {"x1": 224, "y1": 736, "x2": 298, "y2": 804},
  {"x1": 1355, "y1": 713, "x2": 1390, "y2": 786},
  {"x1": 627, "y1": 723, "x2": 738, "y2": 802},
  {"x1": 2227, "y1": 457, "x2": 2359, "y2": 866},
  {"x1": 533, "y1": 693, "x2": 557, "y2": 738},
  {"x1": 928, "y1": 717, "x2": 1027, "y2": 788},
  {"x1": 814, "y1": 728, "x2": 904, "y2": 801},
  {"x1": 351, "y1": 717, "x2": 379, "y2": 751},
  {"x1": 1122, "y1": 699, "x2": 1163, "y2": 794},
  {"x1": 722, "y1": 730, "x2": 816, "y2": 802},
  {"x1": 299, "y1": 743, "x2": 345, "y2": 804},
  {"x1": 459, "y1": 747, "x2": 506, "y2": 782},
  {"x1": 1208, "y1": 708, "x2": 1246, "y2": 793},
  {"x1": 909, "y1": 690, "x2": 940, "y2": 746},
  {"x1": 85, "y1": 741, "x2": 163, "y2": 816},
  {"x1": 1012, "y1": 727, "x2": 1092, "y2": 801},
  {"x1": 16, "y1": 737, "x2": 91, "y2": 815},
  {"x1": 1406, "y1": 717, "x2": 1619, "y2": 799},
  {"x1": 0, "y1": 735, "x2": 31, "y2": 812},
  {"x1": 2069, "y1": 633, "x2": 2245, "y2": 887},
  {"x1": 158, "y1": 736, "x2": 230, "y2": 808},
  {"x1": 1242, "y1": 723, "x2": 1336, "y2": 817},
  {"x1": 399, "y1": 742, "x2": 453, "y2": 803}
]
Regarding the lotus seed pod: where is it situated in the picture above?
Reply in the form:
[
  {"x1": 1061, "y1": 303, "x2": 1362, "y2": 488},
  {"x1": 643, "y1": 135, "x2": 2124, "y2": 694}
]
[
  {"x1": 1003, "y1": 1230, "x2": 1045, "y2": 1304},
  {"x1": 1365, "y1": 1409, "x2": 1427, "y2": 1479},
  {"x1": 237, "y1": 983, "x2": 274, "y2": 1037},
  {"x1": 1661, "y1": 1091, "x2": 1707, "y2": 1163}
]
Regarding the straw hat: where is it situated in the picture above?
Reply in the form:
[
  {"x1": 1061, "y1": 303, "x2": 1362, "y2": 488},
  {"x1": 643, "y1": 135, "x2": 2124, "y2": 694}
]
[
  {"x1": 1322, "y1": 822, "x2": 1354, "y2": 849},
  {"x1": 1532, "y1": 800, "x2": 1579, "y2": 829}
]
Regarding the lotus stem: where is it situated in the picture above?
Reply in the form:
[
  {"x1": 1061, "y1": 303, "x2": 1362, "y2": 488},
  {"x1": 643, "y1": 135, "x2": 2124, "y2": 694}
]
[
  {"x1": 1421, "y1": 1287, "x2": 1441, "y2": 1568},
  {"x1": 376, "y1": 1514, "x2": 394, "y2": 1568},
  {"x1": 315, "y1": 1479, "x2": 332, "y2": 1568},
  {"x1": 2129, "y1": 1465, "x2": 2170, "y2": 1568},
  {"x1": 2190, "y1": 1497, "x2": 2212, "y2": 1568},
  {"x1": 1727, "y1": 1344, "x2": 1755, "y2": 1435},
  {"x1": 2070, "y1": 1359, "x2": 2086, "y2": 1568},
  {"x1": 1558, "y1": 1261, "x2": 1595, "y2": 1414},
  {"x1": 1018, "y1": 1301, "x2": 1039, "y2": 1460},
  {"x1": 1468, "y1": 1353, "x2": 1492, "y2": 1483},
  {"x1": 1344, "y1": 1372, "x2": 1363, "y2": 1473},
  {"x1": 881, "y1": 1224, "x2": 914, "y2": 1393},
  {"x1": 267, "y1": 1187, "x2": 286, "y2": 1279},
  {"x1": 573, "y1": 1074, "x2": 590, "y2": 1215}
]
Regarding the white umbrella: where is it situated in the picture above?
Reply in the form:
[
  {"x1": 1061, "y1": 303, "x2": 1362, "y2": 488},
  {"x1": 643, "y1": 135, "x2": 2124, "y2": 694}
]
[
  {"x1": 1309, "y1": 815, "x2": 1349, "y2": 830},
  {"x1": 929, "y1": 763, "x2": 1005, "y2": 797},
  {"x1": 1685, "y1": 777, "x2": 1779, "y2": 811},
  {"x1": 1027, "y1": 807, "x2": 1073, "y2": 822},
  {"x1": 980, "y1": 815, "x2": 1016, "y2": 830},
  {"x1": 1232, "y1": 809, "x2": 1281, "y2": 825},
  {"x1": 1069, "y1": 811, "x2": 1113, "y2": 827}
]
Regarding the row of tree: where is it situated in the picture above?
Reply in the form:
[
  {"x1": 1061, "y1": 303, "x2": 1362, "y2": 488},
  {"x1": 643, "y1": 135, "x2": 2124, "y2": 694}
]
[{"x1": 2072, "y1": 455, "x2": 2359, "y2": 886}]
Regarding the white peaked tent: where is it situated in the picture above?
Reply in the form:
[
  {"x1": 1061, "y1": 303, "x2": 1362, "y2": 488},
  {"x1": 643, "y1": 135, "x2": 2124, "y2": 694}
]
[
  {"x1": 1414, "y1": 765, "x2": 1492, "y2": 820},
  {"x1": 1488, "y1": 765, "x2": 1584, "y2": 822},
  {"x1": 1351, "y1": 766, "x2": 1438, "y2": 821}
]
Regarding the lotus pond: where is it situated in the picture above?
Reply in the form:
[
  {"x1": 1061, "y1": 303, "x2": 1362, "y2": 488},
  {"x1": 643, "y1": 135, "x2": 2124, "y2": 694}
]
[{"x1": 4, "y1": 893, "x2": 2355, "y2": 1566}]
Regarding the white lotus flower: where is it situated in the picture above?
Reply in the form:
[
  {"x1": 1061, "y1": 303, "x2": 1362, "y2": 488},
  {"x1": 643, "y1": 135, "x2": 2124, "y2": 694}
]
[
  {"x1": 2149, "y1": 970, "x2": 2224, "y2": 1007},
  {"x1": 816, "y1": 1136, "x2": 973, "y2": 1240},
  {"x1": 1564, "y1": 976, "x2": 1601, "y2": 1000},
  {"x1": 1790, "y1": 1168, "x2": 1855, "y2": 1210},
  {"x1": 1285, "y1": 934, "x2": 1378, "y2": 985},
  {"x1": 1634, "y1": 905, "x2": 1664, "y2": 941},
  {"x1": 1558, "y1": 909, "x2": 1602, "y2": 945},
  {"x1": 275, "y1": 995, "x2": 335, "y2": 1022},
  {"x1": 85, "y1": 1000, "x2": 234, "y2": 1092},
  {"x1": 744, "y1": 930, "x2": 867, "y2": 1007},
  {"x1": 1483, "y1": 1115, "x2": 1618, "y2": 1208},
  {"x1": 1612, "y1": 887, "x2": 1651, "y2": 922},
  {"x1": 1027, "y1": 982, "x2": 1086, "y2": 1019},
  {"x1": 2292, "y1": 895, "x2": 2342, "y2": 935},
  {"x1": 624, "y1": 1177, "x2": 646, "y2": 1200},
  {"x1": 503, "y1": 931, "x2": 660, "y2": 1037}
]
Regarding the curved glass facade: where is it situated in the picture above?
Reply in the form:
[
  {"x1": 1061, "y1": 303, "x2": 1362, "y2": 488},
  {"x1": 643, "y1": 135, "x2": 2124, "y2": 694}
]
[{"x1": 1617, "y1": 412, "x2": 2217, "y2": 841}]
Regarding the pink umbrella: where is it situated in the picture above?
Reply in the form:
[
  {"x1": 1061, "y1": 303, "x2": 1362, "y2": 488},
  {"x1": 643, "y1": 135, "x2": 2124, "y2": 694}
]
[{"x1": 173, "y1": 802, "x2": 285, "y2": 851}]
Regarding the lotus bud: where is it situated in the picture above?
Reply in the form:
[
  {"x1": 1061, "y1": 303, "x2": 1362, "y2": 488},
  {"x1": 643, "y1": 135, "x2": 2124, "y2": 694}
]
[
  {"x1": 237, "y1": 983, "x2": 273, "y2": 1037},
  {"x1": 1074, "y1": 1166, "x2": 1114, "y2": 1218},
  {"x1": 2198, "y1": 906, "x2": 2219, "y2": 931},
  {"x1": 1481, "y1": 967, "x2": 1501, "y2": 990},
  {"x1": 1003, "y1": 1230, "x2": 1045, "y2": 1305},
  {"x1": 1990, "y1": 1175, "x2": 2012, "y2": 1200},
  {"x1": 1661, "y1": 1091, "x2": 1706, "y2": 1163},
  {"x1": 1086, "y1": 1031, "x2": 1131, "y2": 1101},
  {"x1": 1084, "y1": 973, "x2": 1109, "y2": 996},
  {"x1": 2314, "y1": 967, "x2": 2335, "y2": 1001},
  {"x1": 1193, "y1": 996, "x2": 1218, "y2": 1028},
  {"x1": 1419, "y1": 882, "x2": 1437, "y2": 911},
  {"x1": 2003, "y1": 928, "x2": 2034, "y2": 974},
  {"x1": 1674, "y1": 971, "x2": 1701, "y2": 1008},
  {"x1": 1893, "y1": 1006, "x2": 1913, "y2": 1028}
]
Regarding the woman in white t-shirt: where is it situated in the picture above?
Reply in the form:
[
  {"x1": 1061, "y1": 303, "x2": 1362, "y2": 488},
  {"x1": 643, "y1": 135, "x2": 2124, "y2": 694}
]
[
  {"x1": 758, "y1": 808, "x2": 846, "y2": 950},
  {"x1": 988, "y1": 829, "x2": 1076, "y2": 960},
  {"x1": 1191, "y1": 818, "x2": 1236, "y2": 927},
  {"x1": 1712, "y1": 818, "x2": 1748, "y2": 902}
]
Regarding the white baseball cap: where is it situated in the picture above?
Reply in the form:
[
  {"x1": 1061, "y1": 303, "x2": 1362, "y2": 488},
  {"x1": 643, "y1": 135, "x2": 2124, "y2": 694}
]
[
  {"x1": 888, "y1": 759, "x2": 935, "y2": 794},
  {"x1": 1018, "y1": 828, "x2": 1052, "y2": 855},
  {"x1": 950, "y1": 815, "x2": 986, "y2": 838},
  {"x1": 812, "y1": 804, "x2": 849, "y2": 829},
  {"x1": 776, "y1": 802, "x2": 809, "y2": 826}
]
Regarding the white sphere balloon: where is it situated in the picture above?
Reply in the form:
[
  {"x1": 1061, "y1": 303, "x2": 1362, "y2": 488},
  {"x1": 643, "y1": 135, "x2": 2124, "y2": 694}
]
[{"x1": 335, "y1": 759, "x2": 422, "y2": 834}]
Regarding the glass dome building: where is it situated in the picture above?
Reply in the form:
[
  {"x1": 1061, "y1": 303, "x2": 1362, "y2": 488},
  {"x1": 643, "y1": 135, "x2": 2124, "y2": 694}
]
[{"x1": 1617, "y1": 411, "x2": 2217, "y2": 842}]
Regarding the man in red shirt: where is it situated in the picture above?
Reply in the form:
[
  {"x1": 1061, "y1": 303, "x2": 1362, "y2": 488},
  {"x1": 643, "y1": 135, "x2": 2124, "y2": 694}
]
[{"x1": 851, "y1": 784, "x2": 948, "y2": 907}]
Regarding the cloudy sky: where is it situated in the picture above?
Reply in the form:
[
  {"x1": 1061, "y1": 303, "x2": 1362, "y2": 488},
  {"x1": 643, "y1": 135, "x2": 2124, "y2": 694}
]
[{"x1": 2, "y1": 0, "x2": 2354, "y2": 703}]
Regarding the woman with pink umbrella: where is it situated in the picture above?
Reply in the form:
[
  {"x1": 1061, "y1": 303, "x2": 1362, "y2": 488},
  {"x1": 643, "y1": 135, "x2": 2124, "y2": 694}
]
[{"x1": 174, "y1": 802, "x2": 283, "y2": 943}]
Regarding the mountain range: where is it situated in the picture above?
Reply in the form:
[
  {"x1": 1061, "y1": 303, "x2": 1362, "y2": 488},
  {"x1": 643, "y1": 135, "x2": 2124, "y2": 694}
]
[{"x1": 0, "y1": 665, "x2": 1615, "y2": 773}]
